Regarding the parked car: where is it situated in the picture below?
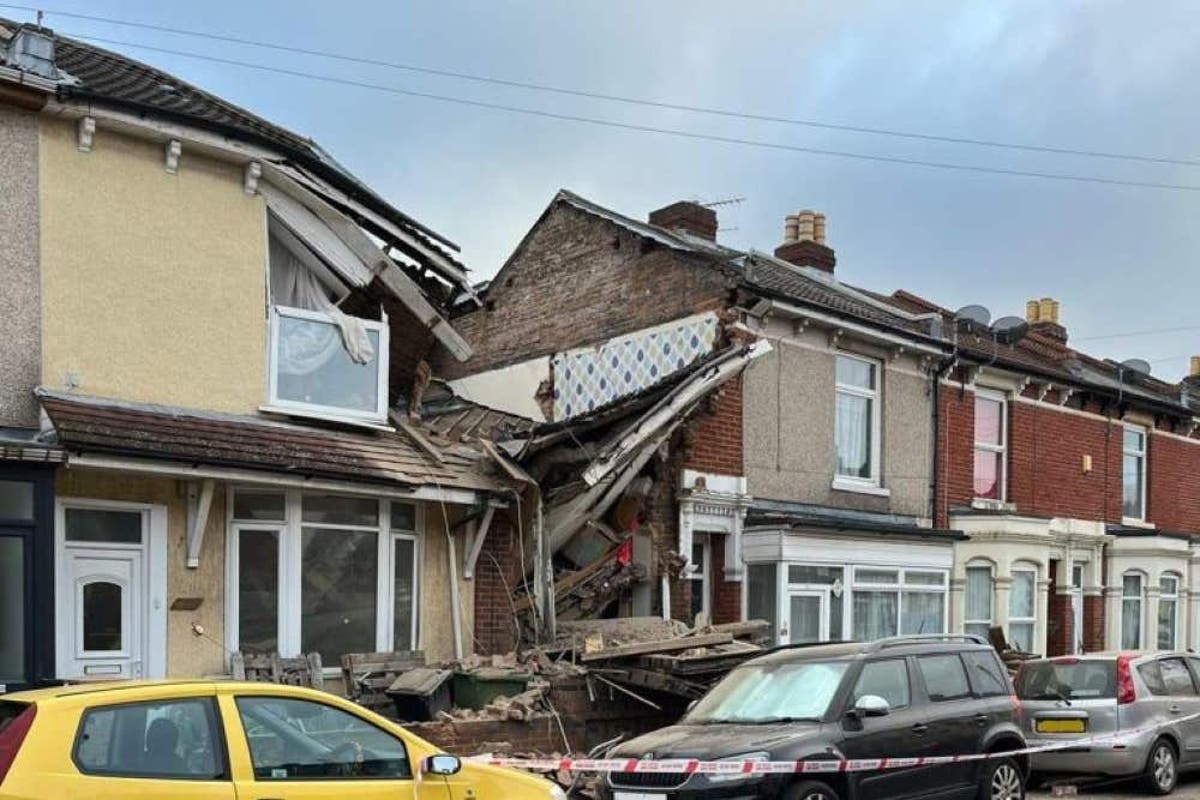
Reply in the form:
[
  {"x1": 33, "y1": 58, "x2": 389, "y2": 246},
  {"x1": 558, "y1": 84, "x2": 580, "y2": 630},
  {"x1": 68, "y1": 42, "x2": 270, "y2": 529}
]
[
  {"x1": 1017, "y1": 651, "x2": 1200, "y2": 794},
  {"x1": 599, "y1": 634, "x2": 1027, "y2": 800},
  {"x1": 0, "y1": 679, "x2": 563, "y2": 800}
]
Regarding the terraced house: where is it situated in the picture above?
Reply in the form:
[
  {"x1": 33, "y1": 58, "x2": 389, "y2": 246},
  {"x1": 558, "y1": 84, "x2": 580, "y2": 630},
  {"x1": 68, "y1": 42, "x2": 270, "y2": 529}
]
[{"x1": 0, "y1": 22, "x2": 517, "y2": 691}]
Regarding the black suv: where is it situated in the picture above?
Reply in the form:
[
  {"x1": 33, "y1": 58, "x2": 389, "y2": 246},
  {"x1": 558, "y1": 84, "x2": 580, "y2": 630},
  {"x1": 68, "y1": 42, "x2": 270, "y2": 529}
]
[{"x1": 600, "y1": 635, "x2": 1026, "y2": 800}]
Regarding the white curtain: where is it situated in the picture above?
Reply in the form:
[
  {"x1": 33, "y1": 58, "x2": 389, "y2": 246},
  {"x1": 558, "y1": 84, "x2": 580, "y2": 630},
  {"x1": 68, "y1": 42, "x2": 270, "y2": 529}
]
[
  {"x1": 270, "y1": 236, "x2": 374, "y2": 374},
  {"x1": 901, "y1": 592, "x2": 944, "y2": 634},
  {"x1": 853, "y1": 590, "x2": 897, "y2": 641},
  {"x1": 835, "y1": 394, "x2": 870, "y2": 477}
]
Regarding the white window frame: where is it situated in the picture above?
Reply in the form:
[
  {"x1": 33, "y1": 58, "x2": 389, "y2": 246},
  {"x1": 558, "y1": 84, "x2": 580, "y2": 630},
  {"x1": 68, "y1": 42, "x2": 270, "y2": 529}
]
[
  {"x1": 1008, "y1": 565, "x2": 1038, "y2": 653},
  {"x1": 225, "y1": 488, "x2": 423, "y2": 667},
  {"x1": 973, "y1": 389, "x2": 1008, "y2": 504},
  {"x1": 1070, "y1": 562, "x2": 1085, "y2": 654},
  {"x1": 265, "y1": 305, "x2": 391, "y2": 426},
  {"x1": 1159, "y1": 573, "x2": 1180, "y2": 651},
  {"x1": 688, "y1": 534, "x2": 712, "y2": 626},
  {"x1": 849, "y1": 566, "x2": 949, "y2": 640},
  {"x1": 1121, "y1": 571, "x2": 1145, "y2": 650},
  {"x1": 1122, "y1": 425, "x2": 1148, "y2": 522},
  {"x1": 964, "y1": 563, "x2": 994, "y2": 640},
  {"x1": 833, "y1": 353, "x2": 882, "y2": 487}
]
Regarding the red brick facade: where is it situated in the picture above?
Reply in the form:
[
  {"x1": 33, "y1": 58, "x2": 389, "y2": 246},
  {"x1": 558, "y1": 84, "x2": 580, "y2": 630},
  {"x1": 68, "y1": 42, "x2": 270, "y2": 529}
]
[
  {"x1": 1148, "y1": 431, "x2": 1200, "y2": 532},
  {"x1": 935, "y1": 381, "x2": 976, "y2": 526},
  {"x1": 473, "y1": 513, "x2": 521, "y2": 656},
  {"x1": 682, "y1": 376, "x2": 744, "y2": 478}
]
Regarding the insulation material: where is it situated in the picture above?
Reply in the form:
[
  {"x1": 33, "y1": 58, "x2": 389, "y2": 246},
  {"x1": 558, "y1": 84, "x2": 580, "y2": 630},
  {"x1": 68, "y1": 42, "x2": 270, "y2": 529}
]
[{"x1": 552, "y1": 313, "x2": 719, "y2": 420}]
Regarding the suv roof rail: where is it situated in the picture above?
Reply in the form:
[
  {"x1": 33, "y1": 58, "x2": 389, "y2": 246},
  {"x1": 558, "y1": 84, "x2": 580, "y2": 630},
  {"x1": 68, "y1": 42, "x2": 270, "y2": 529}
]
[
  {"x1": 872, "y1": 634, "x2": 988, "y2": 650},
  {"x1": 765, "y1": 640, "x2": 858, "y2": 654}
]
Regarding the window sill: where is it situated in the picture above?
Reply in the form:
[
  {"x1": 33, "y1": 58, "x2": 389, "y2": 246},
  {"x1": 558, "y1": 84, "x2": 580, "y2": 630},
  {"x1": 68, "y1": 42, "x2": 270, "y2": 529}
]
[
  {"x1": 831, "y1": 478, "x2": 891, "y2": 498},
  {"x1": 259, "y1": 405, "x2": 394, "y2": 432},
  {"x1": 971, "y1": 498, "x2": 1016, "y2": 512},
  {"x1": 1120, "y1": 517, "x2": 1156, "y2": 530}
]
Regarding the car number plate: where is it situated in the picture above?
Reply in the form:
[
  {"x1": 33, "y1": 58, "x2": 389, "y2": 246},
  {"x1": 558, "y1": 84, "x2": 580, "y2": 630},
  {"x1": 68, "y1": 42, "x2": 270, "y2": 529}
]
[
  {"x1": 1036, "y1": 718, "x2": 1086, "y2": 733},
  {"x1": 613, "y1": 794, "x2": 667, "y2": 800}
]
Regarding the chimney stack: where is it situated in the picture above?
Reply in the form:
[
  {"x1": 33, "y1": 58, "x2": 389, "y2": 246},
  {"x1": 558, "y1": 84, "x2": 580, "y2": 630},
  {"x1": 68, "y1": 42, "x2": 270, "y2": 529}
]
[
  {"x1": 1190, "y1": 356, "x2": 1200, "y2": 379},
  {"x1": 648, "y1": 201, "x2": 718, "y2": 241},
  {"x1": 775, "y1": 208, "x2": 836, "y2": 273},
  {"x1": 1025, "y1": 296, "x2": 1068, "y2": 343}
]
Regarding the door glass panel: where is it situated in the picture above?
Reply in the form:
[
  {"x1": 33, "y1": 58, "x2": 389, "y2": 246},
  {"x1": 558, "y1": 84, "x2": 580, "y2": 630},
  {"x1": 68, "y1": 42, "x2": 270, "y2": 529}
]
[
  {"x1": 239, "y1": 529, "x2": 280, "y2": 653},
  {"x1": 790, "y1": 595, "x2": 822, "y2": 644},
  {"x1": 393, "y1": 538, "x2": 416, "y2": 651},
  {"x1": 235, "y1": 696, "x2": 411, "y2": 780},
  {"x1": 74, "y1": 698, "x2": 222, "y2": 778},
  {"x1": 65, "y1": 508, "x2": 142, "y2": 543},
  {"x1": 1160, "y1": 658, "x2": 1196, "y2": 696},
  {"x1": 0, "y1": 481, "x2": 33, "y2": 520},
  {"x1": 82, "y1": 581, "x2": 122, "y2": 651},
  {"x1": 300, "y1": 528, "x2": 378, "y2": 662},
  {"x1": 917, "y1": 654, "x2": 971, "y2": 701},
  {"x1": 853, "y1": 658, "x2": 910, "y2": 708},
  {"x1": 0, "y1": 537, "x2": 25, "y2": 682}
]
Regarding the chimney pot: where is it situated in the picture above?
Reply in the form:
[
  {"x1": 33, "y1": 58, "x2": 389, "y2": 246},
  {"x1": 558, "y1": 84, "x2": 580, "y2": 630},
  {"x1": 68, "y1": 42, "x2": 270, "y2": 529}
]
[
  {"x1": 784, "y1": 215, "x2": 799, "y2": 243},
  {"x1": 796, "y1": 210, "x2": 815, "y2": 242},
  {"x1": 775, "y1": 208, "x2": 835, "y2": 273},
  {"x1": 813, "y1": 213, "x2": 827, "y2": 245},
  {"x1": 1038, "y1": 297, "x2": 1059, "y2": 324},
  {"x1": 1191, "y1": 356, "x2": 1200, "y2": 378},
  {"x1": 1025, "y1": 300, "x2": 1041, "y2": 323},
  {"x1": 647, "y1": 201, "x2": 718, "y2": 241},
  {"x1": 1027, "y1": 297, "x2": 1067, "y2": 343}
]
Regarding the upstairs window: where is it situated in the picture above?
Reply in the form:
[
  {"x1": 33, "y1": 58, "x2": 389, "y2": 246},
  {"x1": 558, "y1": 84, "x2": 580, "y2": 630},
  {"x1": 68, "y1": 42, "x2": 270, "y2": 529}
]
[
  {"x1": 1122, "y1": 426, "x2": 1147, "y2": 520},
  {"x1": 834, "y1": 354, "x2": 881, "y2": 484},
  {"x1": 266, "y1": 232, "x2": 389, "y2": 425},
  {"x1": 973, "y1": 391, "x2": 1007, "y2": 501}
]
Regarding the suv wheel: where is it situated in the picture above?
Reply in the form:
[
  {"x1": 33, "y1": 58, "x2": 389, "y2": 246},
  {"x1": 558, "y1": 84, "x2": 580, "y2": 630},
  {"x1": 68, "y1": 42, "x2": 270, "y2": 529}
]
[
  {"x1": 784, "y1": 779, "x2": 841, "y2": 800},
  {"x1": 981, "y1": 757, "x2": 1024, "y2": 800},
  {"x1": 1141, "y1": 738, "x2": 1178, "y2": 795}
]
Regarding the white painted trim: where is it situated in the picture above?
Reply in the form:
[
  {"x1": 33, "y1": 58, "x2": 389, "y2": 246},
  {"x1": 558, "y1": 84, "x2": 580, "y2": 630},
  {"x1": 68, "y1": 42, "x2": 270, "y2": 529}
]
[
  {"x1": 748, "y1": 298, "x2": 946, "y2": 356},
  {"x1": 759, "y1": 334, "x2": 930, "y2": 380},
  {"x1": 1122, "y1": 423, "x2": 1149, "y2": 523},
  {"x1": 833, "y1": 351, "x2": 883, "y2": 487},
  {"x1": 68, "y1": 454, "x2": 487, "y2": 506},
  {"x1": 831, "y1": 478, "x2": 891, "y2": 497},
  {"x1": 55, "y1": 497, "x2": 168, "y2": 680},
  {"x1": 973, "y1": 388, "x2": 1009, "y2": 504}
]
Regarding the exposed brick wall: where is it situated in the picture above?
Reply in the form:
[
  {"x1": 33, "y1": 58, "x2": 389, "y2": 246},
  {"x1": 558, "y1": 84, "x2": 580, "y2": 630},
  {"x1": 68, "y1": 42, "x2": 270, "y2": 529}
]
[
  {"x1": 434, "y1": 202, "x2": 735, "y2": 379},
  {"x1": 683, "y1": 376, "x2": 743, "y2": 477},
  {"x1": 935, "y1": 381, "x2": 975, "y2": 526},
  {"x1": 1009, "y1": 401, "x2": 1124, "y2": 522},
  {"x1": 1148, "y1": 432, "x2": 1200, "y2": 533},
  {"x1": 709, "y1": 537, "x2": 742, "y2": 625},
  {"x1": 473, "y1": 513, "x2": 520, "y2": 656},
  {"x1": 1046, "y1": 562, "x2": 1069, "y2": 658}
]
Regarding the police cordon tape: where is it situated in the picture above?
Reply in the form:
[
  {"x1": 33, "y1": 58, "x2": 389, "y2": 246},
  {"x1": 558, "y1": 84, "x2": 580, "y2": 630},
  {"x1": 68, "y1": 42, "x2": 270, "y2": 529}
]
[{"x1": 470, "y1": 711, "x2": 1200, "y2": 775}]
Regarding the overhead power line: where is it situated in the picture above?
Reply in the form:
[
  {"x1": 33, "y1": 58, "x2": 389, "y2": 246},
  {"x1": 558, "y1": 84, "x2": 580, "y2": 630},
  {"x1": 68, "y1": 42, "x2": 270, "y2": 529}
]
[
  {"x1": 42, "y1": 32, "x2": 1200, "y2": 195},
  {"x1": 5, "y1": 2, "x2": 1200, "y2": 169},
  {"x1": 1073, "y1": 324, "x2": 1200, "y2": 342}
]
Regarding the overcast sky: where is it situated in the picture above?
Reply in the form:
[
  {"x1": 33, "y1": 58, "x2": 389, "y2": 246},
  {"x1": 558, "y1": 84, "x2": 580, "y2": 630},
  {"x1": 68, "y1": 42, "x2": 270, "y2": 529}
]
[{"x1": 17, "y1": 1, "x2": 1199, "y2": 379}]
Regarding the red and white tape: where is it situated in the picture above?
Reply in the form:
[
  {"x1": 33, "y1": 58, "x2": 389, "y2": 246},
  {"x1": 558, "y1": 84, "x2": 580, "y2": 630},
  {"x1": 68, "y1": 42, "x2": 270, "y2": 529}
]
[{"x1": 472, "y1": 711, "x2": 1200, "y2": 775}]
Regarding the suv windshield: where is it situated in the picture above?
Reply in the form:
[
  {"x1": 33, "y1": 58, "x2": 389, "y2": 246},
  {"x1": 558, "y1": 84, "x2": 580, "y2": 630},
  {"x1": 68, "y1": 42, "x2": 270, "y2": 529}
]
[
  {"x1": 1016, "y1": 659, "x2": 1116, "y2": 700},
  {"x1": 686, "y1": 660, "x2": 848, "y2": 723}
]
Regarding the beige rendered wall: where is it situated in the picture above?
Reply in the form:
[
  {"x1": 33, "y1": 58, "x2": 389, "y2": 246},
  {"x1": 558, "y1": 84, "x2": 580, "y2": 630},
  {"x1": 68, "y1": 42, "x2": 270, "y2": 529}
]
[
  {"x1": 743, "y1": 320, "x2": 933, "y2": 518},
  {"x1": 38, "y1": 118, "x2": 268, "y2": 413},
  {"x1": 419, "y1": 503, "x2": 476, "y2": 663},
  {"x1": 0, "y1": 104, "x2": 41, "y2": 427},
  {"x1": 55, "y1": 469, "x2": 227, "y2": 678}
]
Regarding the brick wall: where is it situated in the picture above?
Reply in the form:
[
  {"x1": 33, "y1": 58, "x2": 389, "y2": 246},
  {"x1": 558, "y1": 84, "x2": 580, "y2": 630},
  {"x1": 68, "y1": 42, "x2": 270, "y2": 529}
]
[
  {"x1": 709, "y1": 537, "x2": 742, "y2": 625},
  {"x1": 473, "y1": 513, "x2": 521, "y2": 656},
  {"x1": 1009, "y1": 397, "x2": 1123, "y2": 523},
  {"x1": 1083, "y1": 595, "x2": 1105, "y2": 652},
  {"x1": 1046, "y1": 561, "x2": 1069, "y2": 658},
  {"x1": 435, "y1": 201, "x2": 734, "y2": 379},
  {"x1": 682, "y1": 376, "x2": 743, "y2": 477},
  {"x1": 1148, "y1": 432, "x2": 1200, "y2": 533},
  {"x1": 935, "y1": 381, "x2": 975, "y2": 526}
]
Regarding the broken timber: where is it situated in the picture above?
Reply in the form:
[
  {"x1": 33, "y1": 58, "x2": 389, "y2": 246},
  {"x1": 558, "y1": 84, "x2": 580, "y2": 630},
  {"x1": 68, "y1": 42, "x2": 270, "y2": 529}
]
[{"x1": 579, "y1": 632, "x2": 733, "y2": 663}]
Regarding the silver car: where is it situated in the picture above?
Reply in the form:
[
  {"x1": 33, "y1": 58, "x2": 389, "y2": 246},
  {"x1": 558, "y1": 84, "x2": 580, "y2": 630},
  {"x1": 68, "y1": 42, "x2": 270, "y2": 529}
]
[{"x1": 1016, "y1": 652, "x2": 1200, "y2": 795}]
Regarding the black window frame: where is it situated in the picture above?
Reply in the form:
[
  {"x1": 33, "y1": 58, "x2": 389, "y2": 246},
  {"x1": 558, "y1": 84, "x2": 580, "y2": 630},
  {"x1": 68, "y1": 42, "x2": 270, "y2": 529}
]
[
  {"x1": 916, "y1": 652, "x2": 973, "y2": 702},
  {"x1": 234, "y1": 694, "x2": 413, "y2": 782},
  {"x1": 71, "y1": 696, "x2": 230, "y2": 781}
]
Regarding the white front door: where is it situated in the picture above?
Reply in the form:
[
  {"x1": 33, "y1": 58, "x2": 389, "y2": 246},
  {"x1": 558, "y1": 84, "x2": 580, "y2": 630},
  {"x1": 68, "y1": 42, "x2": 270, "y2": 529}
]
[
  {"x1": 56, "y1": 501, "x2": 167, "y2": 681},
  {"x1": 785, "y1": 589, "x2": 829, "y2": 644},
  {"x1": 64, "y1": 549, "x2": 143, "y2": 678}
]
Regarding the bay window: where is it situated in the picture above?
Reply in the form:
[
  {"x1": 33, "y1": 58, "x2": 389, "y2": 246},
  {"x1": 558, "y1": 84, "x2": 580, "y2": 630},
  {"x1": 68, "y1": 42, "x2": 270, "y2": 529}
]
[
  {"x1": 1009, "y1": 566, "x2": 1037, "y2": 653},
  {"x1": 1158, "y1": 574, "x2": 1180, "y2": 651},
  {"x1": 1121, "y1": 572, "x2": 1144, "y2": 650},
  {"x1": 834, "y1": 354, "x2": 881, "y2": 485},
  {"x1": 1122, "y1": 426, "x2": 1147, "y2": 520},
  {"x1": 228, "y1": 489, "x2": 420, "y2": 664},
  {"x1": 973, "y1": 391, "x2": 1007, "y2": 502},
  {"x1": 964, "y1": 564, "x2": 994, "y2": 640}
]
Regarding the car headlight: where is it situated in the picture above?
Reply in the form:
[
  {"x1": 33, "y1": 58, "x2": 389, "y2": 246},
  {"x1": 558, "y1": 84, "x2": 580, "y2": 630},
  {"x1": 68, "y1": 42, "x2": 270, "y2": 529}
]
[
  {"x1": 547, "y1": 783, "x2": 568, "y2": 800},
  {"x1": 705, "y1": 751, "x2": 771, "y2": 784}
]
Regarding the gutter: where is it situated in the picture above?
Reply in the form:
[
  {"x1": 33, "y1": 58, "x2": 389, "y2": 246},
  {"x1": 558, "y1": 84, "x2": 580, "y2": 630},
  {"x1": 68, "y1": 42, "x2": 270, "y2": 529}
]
[{"x1": 747, "y1": 297, "x2": 948, "y2": 355}]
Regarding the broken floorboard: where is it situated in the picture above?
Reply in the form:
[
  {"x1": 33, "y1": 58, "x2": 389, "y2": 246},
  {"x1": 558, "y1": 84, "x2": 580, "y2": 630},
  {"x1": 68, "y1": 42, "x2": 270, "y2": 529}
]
[{"x1": 579, "y1": 632, "x2": 734, "y2": 662}]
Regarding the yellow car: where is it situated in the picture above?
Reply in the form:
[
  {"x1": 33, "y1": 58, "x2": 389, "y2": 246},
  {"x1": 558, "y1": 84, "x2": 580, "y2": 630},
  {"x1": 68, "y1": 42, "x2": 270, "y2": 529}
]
[{"x1": 0, "y1": 680, "x2": 564, "y2": 800}]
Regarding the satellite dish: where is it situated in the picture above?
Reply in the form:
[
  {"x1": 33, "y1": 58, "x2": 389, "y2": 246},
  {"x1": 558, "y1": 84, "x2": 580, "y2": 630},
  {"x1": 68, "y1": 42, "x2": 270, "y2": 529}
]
[
  {"x1": 1119, "y1": 358, "x2": 1152, "y2": 376},
  {"x1": 991, "y1": 316, "x2": 1030, "y2": 345},
  {"x1": 954, "y1": 304, "x2": 991, "y2": 332}
]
